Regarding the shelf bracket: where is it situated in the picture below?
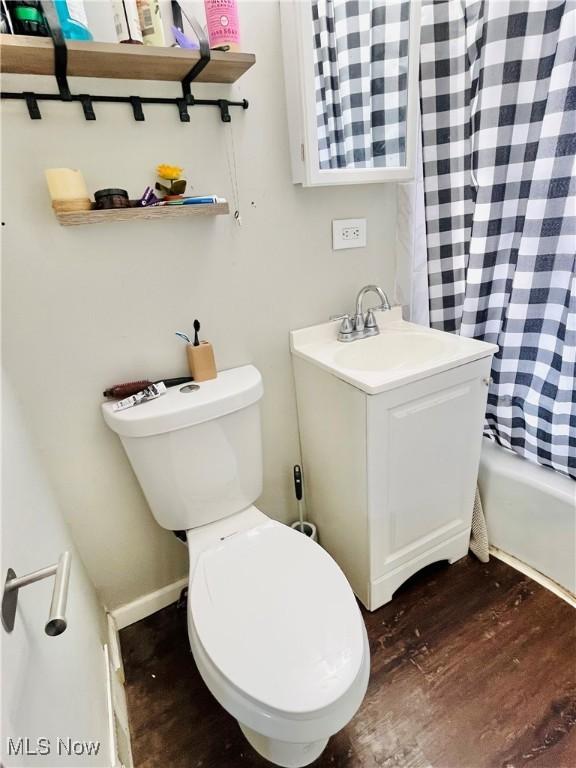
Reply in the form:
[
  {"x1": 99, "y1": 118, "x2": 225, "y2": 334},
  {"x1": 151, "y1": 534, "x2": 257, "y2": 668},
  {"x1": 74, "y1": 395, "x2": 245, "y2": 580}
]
[
  {"x1": 181, "y1": 45, "x2": 211, "y2": 98},
  {"x1": 40, "y1": 0, "x2": 72, "y2": 101},
  {"x1": 179, "y1": 7, "x2": 211, "y2": 99}
]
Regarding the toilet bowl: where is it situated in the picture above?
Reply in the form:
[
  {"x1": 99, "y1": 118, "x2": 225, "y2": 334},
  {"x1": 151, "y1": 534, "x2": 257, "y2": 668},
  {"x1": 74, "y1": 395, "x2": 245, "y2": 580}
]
[
  {"x1": 186, "y1": 507, "x2": 369, "y2": 767},
  {"x1": 102, "y1": 365, "x2": 370, "y2": 766}
]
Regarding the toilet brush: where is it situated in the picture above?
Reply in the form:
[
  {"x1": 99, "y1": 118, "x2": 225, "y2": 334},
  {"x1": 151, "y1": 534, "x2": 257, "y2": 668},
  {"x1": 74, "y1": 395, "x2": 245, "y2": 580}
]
[
  {"x1": 290, "y1": 466, "x2": 318, "y2": 541},
  {"x1": 293, "y1": 465, "x2": 305, "y2": 533}
]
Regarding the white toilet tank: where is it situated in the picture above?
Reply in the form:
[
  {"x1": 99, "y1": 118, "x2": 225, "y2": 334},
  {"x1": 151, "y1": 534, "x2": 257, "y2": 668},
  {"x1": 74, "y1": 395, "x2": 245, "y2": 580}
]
[{"x1": 102, "y1": 366, "x2": 264, "y2": 531}]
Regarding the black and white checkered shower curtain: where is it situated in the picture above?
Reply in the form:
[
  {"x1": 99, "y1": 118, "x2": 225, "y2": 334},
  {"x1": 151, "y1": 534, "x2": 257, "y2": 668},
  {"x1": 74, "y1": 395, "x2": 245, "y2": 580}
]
[
  {"x1": 312, "y1": 0, "x2": 411, "y2": 167},
  {"x1": 420, "y1": 0, "x2": 576, "y2": 480}
]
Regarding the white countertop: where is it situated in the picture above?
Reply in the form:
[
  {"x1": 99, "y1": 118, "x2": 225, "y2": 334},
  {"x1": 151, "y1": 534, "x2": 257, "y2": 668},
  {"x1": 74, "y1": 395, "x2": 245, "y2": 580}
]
[{"x1": 290, "y1": 307, "x2": 498, "y2": 395}]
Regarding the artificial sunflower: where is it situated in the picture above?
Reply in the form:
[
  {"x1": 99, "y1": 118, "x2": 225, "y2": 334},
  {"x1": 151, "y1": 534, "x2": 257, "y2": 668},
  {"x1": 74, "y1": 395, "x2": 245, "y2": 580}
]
[
  {"x1": 156, "y1": 164, "x2": 183, "y2": 181},
  {"x1": 155, "y1": 164, "x2": 187, "y2": 197}
]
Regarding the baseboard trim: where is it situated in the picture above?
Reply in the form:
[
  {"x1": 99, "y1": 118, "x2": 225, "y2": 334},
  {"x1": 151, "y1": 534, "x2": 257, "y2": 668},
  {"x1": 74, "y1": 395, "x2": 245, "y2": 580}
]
[
  {"x1": 111, "y1": 577, "x2": 188, "y2": 630},
  {"x1": 103, "y1": 644, "x2": 120, "y2": 767},
  {"x1": 106, "y1": 616, "x2": 134, "y2": 767},
  {"x1": 490, "y1": 546, "x2": 576, "y2": 608}
]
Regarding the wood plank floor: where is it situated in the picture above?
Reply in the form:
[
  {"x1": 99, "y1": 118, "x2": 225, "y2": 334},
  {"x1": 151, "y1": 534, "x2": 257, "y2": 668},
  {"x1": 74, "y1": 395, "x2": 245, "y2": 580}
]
[{"x1": 120, "y1": 557, "x2": 576, "y2": 768}]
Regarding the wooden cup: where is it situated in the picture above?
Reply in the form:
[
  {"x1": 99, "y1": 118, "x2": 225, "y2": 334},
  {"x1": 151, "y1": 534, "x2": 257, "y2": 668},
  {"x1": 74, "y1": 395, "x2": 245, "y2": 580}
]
[{"x1": 187, "y1": 342, "x2": 217, "y2": 382}]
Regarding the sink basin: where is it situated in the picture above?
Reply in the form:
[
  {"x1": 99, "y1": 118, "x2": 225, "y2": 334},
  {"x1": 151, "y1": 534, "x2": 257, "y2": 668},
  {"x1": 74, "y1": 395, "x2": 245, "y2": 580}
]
[
  {"x1": 333, "y1": 332, "x2": 448, "y2": 372},
  {"x1": 290, "y1": 307, "x2": 498, "y2": 395}
]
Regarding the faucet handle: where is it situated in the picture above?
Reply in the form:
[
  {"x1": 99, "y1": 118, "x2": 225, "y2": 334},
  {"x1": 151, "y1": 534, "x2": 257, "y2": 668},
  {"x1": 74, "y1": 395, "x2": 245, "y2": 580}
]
[
  {"x1": 330, "y1": 313, "x2": 353, "y2": 331},
  {"x1": 341, "y1": 316, "x2": 355, "y2": 335},
  {"x1": 365, "y1": 309, "x2": 378, "y2": 329},
  {"x1": 331, "y1": 313, "x2": 355, "y2": 339}
]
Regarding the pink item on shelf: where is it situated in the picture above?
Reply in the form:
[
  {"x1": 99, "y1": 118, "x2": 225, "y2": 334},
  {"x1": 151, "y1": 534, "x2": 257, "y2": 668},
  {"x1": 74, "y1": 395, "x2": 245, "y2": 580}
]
[{"x1": 203, "y1": 0, "x2": 240, "y2": 50}]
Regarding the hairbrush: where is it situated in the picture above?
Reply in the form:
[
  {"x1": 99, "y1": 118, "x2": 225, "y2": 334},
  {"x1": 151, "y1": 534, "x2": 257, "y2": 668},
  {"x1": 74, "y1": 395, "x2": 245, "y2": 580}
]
[{"x1": 103, "y1": 376, "x2": 192, "y2": 399}]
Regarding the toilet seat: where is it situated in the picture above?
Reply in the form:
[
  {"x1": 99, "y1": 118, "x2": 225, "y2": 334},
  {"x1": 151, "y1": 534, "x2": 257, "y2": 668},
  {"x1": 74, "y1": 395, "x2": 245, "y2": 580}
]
[
  {"x1": 186, "y1": 507, "x2": 370, "y2": 752},
  {"x1": 189, "y1": 519, "x2": 365, "y2": 715}
]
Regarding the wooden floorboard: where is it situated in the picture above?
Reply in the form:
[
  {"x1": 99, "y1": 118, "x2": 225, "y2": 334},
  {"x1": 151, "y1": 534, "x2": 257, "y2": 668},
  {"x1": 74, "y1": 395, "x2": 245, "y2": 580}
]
[{"x1": 120, "y1": 557, "x2": 576, "y2": 768}]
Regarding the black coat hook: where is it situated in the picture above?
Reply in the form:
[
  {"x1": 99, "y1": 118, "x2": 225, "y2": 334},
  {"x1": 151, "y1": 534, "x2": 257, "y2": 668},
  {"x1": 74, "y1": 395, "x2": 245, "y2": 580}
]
[
  {"x1": 23, "y1": 92, "x2": 41, "y2": 120},
  {"x1": 130, "y1": 97, "x2": 145, "y2": 122},
  {"x1": 79, "y1": 94, "x2": 95, "y2": 120}
]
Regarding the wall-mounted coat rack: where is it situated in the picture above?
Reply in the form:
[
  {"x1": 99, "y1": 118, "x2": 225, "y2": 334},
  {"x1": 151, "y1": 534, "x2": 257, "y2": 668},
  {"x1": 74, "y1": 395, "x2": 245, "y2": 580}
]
[{"x1": 0, "y1": 1, "x2": 252, "y2": 123}]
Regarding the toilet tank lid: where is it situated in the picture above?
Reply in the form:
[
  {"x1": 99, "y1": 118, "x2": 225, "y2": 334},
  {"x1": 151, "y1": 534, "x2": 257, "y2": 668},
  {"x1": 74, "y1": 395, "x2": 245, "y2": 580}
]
[{"x1": 101, "y1": 365, "x2": 263, "y2": 438}]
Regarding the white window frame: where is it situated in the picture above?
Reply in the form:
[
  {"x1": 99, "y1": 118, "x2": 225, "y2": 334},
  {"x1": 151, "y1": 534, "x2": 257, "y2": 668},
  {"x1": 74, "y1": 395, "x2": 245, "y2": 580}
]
[{"x1": 281, "y1": 0, "x2": 421, "y2": 186}]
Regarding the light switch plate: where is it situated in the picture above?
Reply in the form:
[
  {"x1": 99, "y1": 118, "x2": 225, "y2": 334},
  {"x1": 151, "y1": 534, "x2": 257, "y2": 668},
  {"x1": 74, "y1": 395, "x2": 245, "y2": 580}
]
[{"x1": 332, "y1": 219, "x2": 367, "y2": 250}]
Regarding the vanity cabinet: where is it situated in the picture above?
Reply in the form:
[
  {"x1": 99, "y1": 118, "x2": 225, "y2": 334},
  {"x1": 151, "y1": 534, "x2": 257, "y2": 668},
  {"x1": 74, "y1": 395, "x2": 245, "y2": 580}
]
[{"x1": 292, "y1": 353, "x2": 493, "y2": 610}]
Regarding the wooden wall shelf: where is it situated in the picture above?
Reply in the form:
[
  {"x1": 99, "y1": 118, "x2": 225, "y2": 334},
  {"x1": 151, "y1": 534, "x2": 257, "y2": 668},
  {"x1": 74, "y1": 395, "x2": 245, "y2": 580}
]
[
  {"x1": 55, "y1": 202, "x2": 230, "y2": 226},
  {"x1": 0, "y1": 34, "x2": 255, "y2": 84}
]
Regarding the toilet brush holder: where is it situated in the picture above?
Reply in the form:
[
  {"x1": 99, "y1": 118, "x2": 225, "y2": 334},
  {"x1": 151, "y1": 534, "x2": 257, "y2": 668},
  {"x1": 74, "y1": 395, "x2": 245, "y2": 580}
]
[{"x1": 290, "y1": 520, "x2": 318, "y2": 542}]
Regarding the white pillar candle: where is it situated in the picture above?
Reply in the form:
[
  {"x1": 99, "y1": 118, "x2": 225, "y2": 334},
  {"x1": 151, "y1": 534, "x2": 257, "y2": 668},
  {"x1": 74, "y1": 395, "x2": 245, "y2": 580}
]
[{"x1": 45, "y1": 168, "x2": 89, "y2": 201}]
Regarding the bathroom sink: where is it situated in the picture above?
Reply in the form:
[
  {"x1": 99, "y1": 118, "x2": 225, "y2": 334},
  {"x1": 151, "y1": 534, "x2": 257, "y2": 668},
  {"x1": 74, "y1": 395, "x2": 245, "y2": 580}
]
[
  {"x1": 333, "y1": 332, "x2": 448, "y2": 372},
  {"x1": 290, "y1": 307, "x2": 498, "y2": 395}
]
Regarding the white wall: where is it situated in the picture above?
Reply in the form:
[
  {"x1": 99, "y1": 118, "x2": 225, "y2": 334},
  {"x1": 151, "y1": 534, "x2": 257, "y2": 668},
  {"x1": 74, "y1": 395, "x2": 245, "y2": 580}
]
[
  {"x1": 1, "y1": 1, "x2": 398, "y2": 609},
  {"x1": 2, "y1": 374, "x2": 112, "y2": 766}
]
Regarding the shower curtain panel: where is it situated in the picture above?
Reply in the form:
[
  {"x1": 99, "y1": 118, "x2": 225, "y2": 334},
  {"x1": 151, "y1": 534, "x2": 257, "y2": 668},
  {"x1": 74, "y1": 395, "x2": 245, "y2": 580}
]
[
  {"x1": 312, "y1": 0, "x2": 411, "y2": 168},
  {"x1": 419, "y1": 0, "x2": 576, "y2": 480}
]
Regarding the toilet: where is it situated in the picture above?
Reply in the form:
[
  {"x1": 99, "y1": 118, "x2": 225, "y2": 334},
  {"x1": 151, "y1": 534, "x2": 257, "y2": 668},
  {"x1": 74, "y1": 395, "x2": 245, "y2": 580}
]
[{"x1": 102, "y1": 365, "x2": 370, "y2": 768}]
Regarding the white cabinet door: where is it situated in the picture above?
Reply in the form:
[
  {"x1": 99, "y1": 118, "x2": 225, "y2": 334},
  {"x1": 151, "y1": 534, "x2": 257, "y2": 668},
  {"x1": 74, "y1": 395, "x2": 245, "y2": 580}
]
[
  {"x1": 367, "y1": 359, "x2": 492, "y2": 584},
  {"x1": 2, "y1": 376, "x2": 113, "y2": 767}
]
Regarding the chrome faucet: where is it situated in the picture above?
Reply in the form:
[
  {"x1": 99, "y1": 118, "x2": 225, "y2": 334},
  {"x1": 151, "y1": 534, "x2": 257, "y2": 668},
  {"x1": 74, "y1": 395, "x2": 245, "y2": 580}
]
[{"x1": 331, "y1": 285, "x2": 391, "y2": 342}]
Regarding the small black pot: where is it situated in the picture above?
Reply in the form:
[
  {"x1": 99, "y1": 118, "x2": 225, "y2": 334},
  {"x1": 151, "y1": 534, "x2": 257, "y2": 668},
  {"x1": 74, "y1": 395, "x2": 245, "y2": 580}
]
[{"x1": 94, "y1": 188, "x2": 130, "y2": 210}]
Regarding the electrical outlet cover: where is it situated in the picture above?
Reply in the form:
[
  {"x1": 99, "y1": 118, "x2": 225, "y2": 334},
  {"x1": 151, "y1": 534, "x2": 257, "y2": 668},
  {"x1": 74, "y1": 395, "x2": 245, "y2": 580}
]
[{"x1": 332, "y1": 219, "x2": 367, "y2": 250}]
